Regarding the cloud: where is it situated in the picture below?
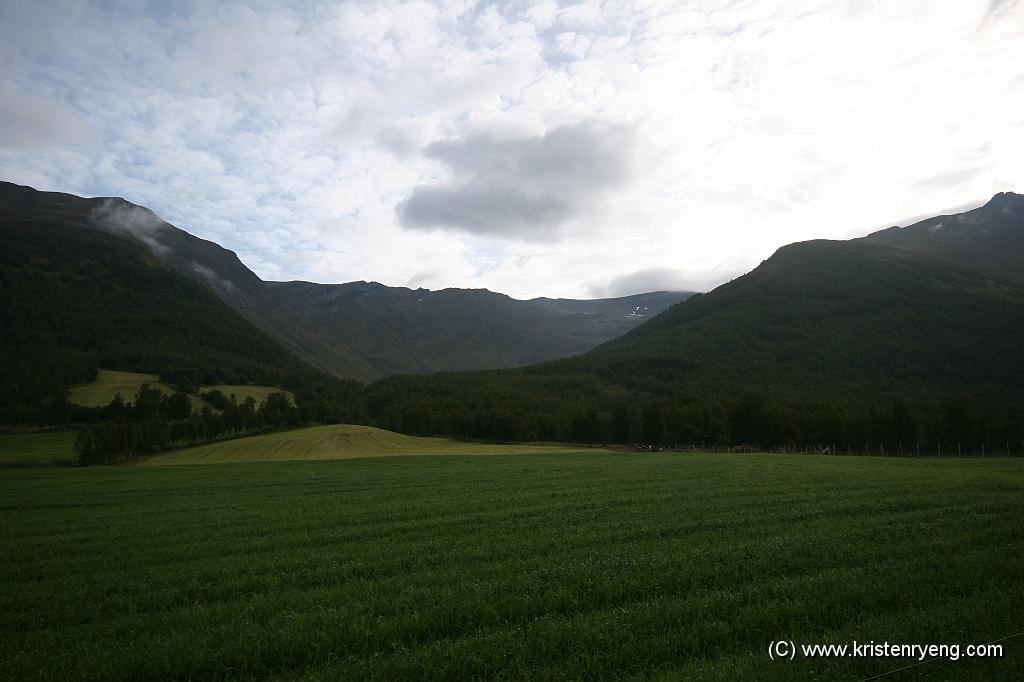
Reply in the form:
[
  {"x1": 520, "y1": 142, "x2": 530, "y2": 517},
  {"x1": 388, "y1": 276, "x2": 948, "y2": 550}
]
[
  {"x1": 588, "y1": 267, "x2": 727, "y2": 298},
  {"x1": 404, "y1": 270, "x2": 440, "y2": 289},
  {"x1": 190, "y1": 260, "x2": 238, "y2": 294},
  {"x1": 0, "y1": 83, "x2": 91, "y2": 149},
  {"x1": 0, "y1": 1, "x2": 1022, "y2": 300},
  {"x1": 91, "y1": 199, "x2": 171, "y2": 257},
  {"x1": 375, "y1": 128, "x2": 417, "y2": 159},
  {"x1": 985, "y1": 0, "x2": 1020, "y2": 20},
  {"x1": 396, "y1": 121, "x2": 634, "y2": 240}
]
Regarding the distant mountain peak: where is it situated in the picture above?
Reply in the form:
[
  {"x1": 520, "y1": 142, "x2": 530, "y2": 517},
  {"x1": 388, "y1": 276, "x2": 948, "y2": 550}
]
[
  {"x1": 861, "y1": 190, "x2": 1023, "y2": 284},
  {"x1": 984, "y1": 191, "x2": 1024, "y2": 210}
]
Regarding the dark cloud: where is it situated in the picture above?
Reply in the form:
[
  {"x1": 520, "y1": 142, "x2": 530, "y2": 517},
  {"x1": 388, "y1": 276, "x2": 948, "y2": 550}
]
[
  {"x1": 589, "y1": 268, "x2": 708, "y2": 298},
  {"x1": 398, "y1": 185, "x2": 574, "y2": 240},
  {"x1": 397, "y1": 121, "x2": 633, "y2": 240}
]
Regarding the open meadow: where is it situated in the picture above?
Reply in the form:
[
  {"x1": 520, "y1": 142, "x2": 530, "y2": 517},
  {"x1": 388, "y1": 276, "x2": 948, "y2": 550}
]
[
  {"x1": 140, "y1": 423, "x2": 605, "y2": 465},
  {"x1": 0, "y1": 430, "x2": 76, "y2": 466},
  {"x1": 199, "y1": 384, "x2": 295, "y2": 406},
  {"x1": 2, "y1": 448, "x2": 1022, "y2": 680},
  {"x1": 68, "y1": 369, "x2": 292, "y2": 412},
  {"x1": 68, "y1": 369, "x2": 211, "y2": 411}
]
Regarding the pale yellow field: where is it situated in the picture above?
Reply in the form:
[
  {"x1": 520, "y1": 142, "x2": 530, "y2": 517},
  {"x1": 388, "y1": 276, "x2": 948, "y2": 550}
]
[
  {"x1": 140, "y1": 424, "x2": 604, "y2": 465},
  {"x1": 199, "y1": 384, "x2": 294, "y2": 406},
  {"x1": 68, "y1": 369, "x2": 210, "y2": 411}
]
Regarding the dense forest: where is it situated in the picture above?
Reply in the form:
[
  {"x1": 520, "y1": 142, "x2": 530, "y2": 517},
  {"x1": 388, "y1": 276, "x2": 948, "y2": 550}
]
[
  {"x1": 0, "y1": 215, "x2": 365, "y2": 422},
  {"x1": 357, "y1": 235, "x2": 1024, "y2": 454}
]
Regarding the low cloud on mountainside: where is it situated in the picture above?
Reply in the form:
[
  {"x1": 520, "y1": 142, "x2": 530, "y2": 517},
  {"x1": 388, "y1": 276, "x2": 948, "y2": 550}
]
[
  {"x1": 91, "y1": 199, "x2": 171, "y2": 257},
  {"x1": 590, "y1": 266, "x2": 745, "y2": 298},
  {"x1": 397, "y1": 121, "x2": 634, "y2": 241}
]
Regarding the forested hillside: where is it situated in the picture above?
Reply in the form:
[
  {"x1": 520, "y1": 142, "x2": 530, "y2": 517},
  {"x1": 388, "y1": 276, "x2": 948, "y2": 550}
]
[
  {"x1": 0, "y1": 181, "x2": 381, "y2": 382},
  {"x1": 1, "y1": 181, "x2": 690, "y2": 382},
  {"x1": 362, "y1": 194, "x2": 1024, "y2": 451},
  {"x1": 0, "y1": 215, "x2": 316, "y2": 421}
]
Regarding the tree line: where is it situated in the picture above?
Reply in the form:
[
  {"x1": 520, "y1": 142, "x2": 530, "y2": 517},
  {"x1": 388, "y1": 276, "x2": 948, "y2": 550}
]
[
  {"x1": 20, "y1": 370, "x2": 1024, "y2": 463},
  {"x1": 75, "y1": 385, "x2": 303, "y2": 465},
  {"x1": 363, "y1": 384, "x2": 1024, "y2": 457}
]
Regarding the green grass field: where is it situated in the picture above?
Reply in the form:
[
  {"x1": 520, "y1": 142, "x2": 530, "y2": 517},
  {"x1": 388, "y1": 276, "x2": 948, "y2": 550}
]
[
  {"x1": 0, "y1": 430, "x2": 77, "y2": 466},
  {"x1": 68, "y1": 369, "x2": 210, "y2": 411},
  {"x1": 2, "y1": 452, "x2": 1021, "y2": 680},
  {"x1": 200, "y1": 384, "x2": 295, "y2": 406},
  {"x1": 142, "y1": 424, "x2": 604, "y2": 465}
]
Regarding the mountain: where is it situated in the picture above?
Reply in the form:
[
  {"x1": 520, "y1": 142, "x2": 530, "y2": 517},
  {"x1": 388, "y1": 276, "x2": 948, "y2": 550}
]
[
  {"x1": 0, "y1": 181, "x2": 381, "y2": 382},
  {"x1": 0, "y1": 195, "x2": 315, "y2": 421},
  {"x1": 0, "y1": 178, "x2": 692, "y2": 399},
  {"x1": 267, "y1": 281, "x2": 689, "y2": 376},
  {"x1": 862, "y1": 191, "x2": 1024, "y2": 284},
  {"x1": 363, "y1": 193, "x2": 1024, "y2": 447}
]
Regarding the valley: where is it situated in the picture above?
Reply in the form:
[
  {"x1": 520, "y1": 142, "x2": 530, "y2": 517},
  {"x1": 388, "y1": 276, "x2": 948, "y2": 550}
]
[{"x1": 4, "y1": 5, "x2": 1020, "y2": 678}]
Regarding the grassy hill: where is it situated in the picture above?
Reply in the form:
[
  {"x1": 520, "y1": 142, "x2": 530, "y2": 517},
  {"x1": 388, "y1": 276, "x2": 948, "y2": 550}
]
[
  {"x1": 141, "y1": 424, "x2": 603, "y2": 465},
  {"x1": 199, "y1": 384, "x2": 295, "y2": 406},
  {"x1": 67, "y1": 370, "x2": 167, "y2": 407},
  {"x1": 68, "y1": 369, "x2": 221, "y2": 412}
]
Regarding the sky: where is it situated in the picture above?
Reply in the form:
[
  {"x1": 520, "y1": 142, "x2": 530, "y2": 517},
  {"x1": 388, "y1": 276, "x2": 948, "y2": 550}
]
[{"x1": 0, "y1": 1, "x2": 1021, "y2": 299}]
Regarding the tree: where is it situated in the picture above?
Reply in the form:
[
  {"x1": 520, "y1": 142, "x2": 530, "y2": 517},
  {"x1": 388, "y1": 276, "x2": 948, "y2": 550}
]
[
  {"x1": 166, "y1": 392, "x2": 193, "y2": 420},
  {"x1": 890, "y1": 399, "x2": 918, "y2": 453}
]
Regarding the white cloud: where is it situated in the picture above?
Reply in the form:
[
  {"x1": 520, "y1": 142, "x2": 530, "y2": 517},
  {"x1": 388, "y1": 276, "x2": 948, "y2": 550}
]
[
  {"x1": 91, "y1": 199, "x2": 171, "y2": 257},
  {"x1": 0, "y1": 0, "x2": 1021, "y2": 299}
]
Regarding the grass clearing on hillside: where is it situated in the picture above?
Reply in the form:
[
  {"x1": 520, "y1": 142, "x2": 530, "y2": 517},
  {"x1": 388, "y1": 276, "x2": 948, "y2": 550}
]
[
  {"x1": 141, "y1": 423, "x2": 598, "y2": 465},
  {"x1": 2, "y1": 452, "x2": 1022, "y2": 680},
  {"x1": 69, "y1": 369, "x2": 209, "y2": 411},
  {"x1": 200, "y1": 384, "x2": 294, "y2": 406},
  {"x1": 0, "y1": 430, "x2": 76, "y2": 466}
]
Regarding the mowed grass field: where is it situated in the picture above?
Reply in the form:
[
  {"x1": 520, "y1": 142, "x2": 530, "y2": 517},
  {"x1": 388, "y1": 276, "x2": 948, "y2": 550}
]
[
  {"x1": 2, "y1": 452, "x2": 1022, "y2": 680},
  {"x1": 0, "y1": 430, "x2": 76, "y2": 466},
  {"x1": 142, "y1": 424, "x2": 603, "y2": 465},
  {"x1": 200, "y1": 384, "x2": 295, "y2": 406},
  {"x1": 68, "y1": 370, "x2": 290, "y2": 412},
  {"x1": 68, "y1": 369, "x2": 209, "y2": 410}
]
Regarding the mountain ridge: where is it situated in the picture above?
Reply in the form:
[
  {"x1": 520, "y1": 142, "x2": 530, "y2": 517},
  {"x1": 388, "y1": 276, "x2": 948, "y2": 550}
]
[
  {"x1": 361, "y1": 192, "x2": 1024, "y2": 446},
  {"x1": 0, "y1": 180, "x2": 693, "y2": 387}
]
